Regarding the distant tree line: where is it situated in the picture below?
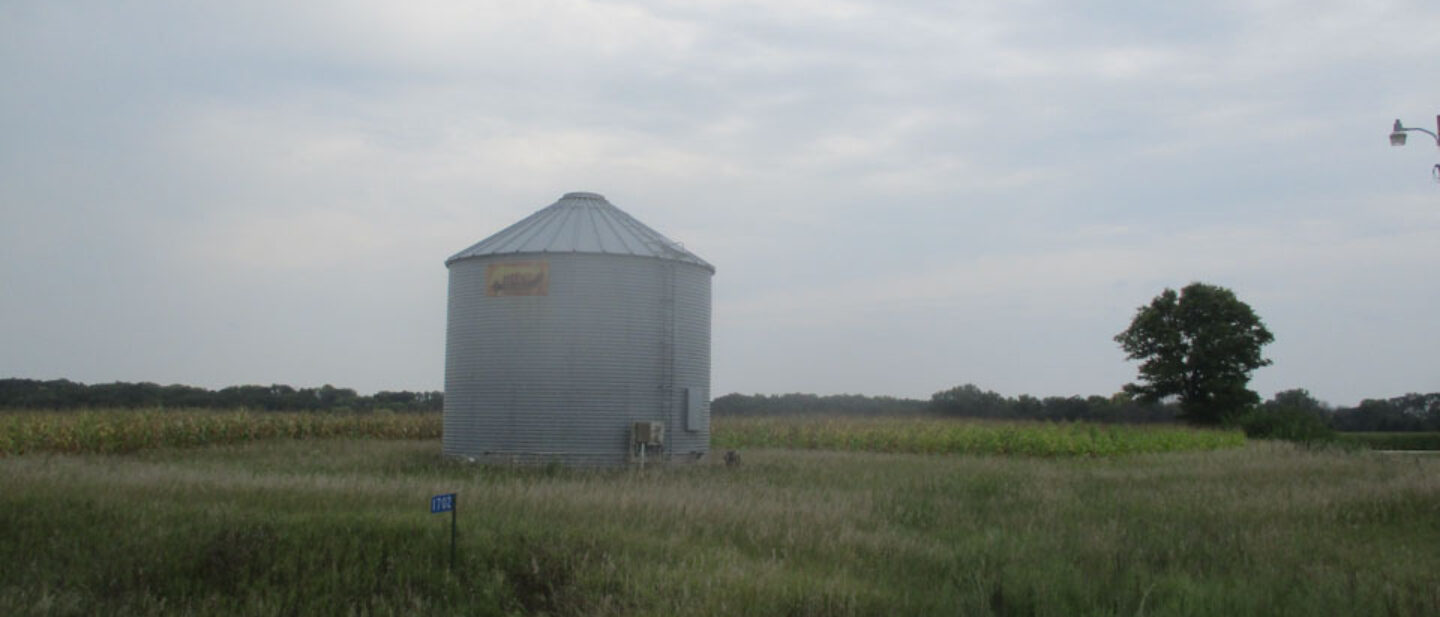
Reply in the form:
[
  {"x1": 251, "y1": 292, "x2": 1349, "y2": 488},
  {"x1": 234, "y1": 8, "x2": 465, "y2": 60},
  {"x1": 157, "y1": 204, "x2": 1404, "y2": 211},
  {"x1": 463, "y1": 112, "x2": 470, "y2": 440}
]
[
  {"x1": 1327, "y1": 392, "x2": 1440, "y2": 432},
  {"x1": 0, "y1": 379, "x2": 442, "y2": 412},
  {"x1": 929, "y1": 384, "x2": 1180, "y2": 423},
  {"x1": 709, "y1": 388, "x2": 1176, "y2": 422},
  {"x1": 1220, "y1": 387, "x2": 1440, "y2": 433}
]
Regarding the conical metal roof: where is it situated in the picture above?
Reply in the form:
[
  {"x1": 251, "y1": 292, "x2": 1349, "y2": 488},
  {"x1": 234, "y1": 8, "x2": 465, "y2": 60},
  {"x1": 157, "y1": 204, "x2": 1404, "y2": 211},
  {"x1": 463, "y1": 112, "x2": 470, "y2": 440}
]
[{"x1": 446, "y1": 192, "x2": 713, "y2": 271}]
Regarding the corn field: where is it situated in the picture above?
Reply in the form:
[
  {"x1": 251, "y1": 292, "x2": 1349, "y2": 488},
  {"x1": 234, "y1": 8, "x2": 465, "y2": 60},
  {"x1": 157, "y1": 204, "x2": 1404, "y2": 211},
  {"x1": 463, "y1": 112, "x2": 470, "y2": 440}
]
[
  {"x1": 712, "y1": 415, "x2": 1245, "y2": 457},
  {"x1": 0, "y1": 409, "x2": 441, "y2": 456},
  {"x1": 2, "y1": 409, "x2": 1245, "y2": 458}
]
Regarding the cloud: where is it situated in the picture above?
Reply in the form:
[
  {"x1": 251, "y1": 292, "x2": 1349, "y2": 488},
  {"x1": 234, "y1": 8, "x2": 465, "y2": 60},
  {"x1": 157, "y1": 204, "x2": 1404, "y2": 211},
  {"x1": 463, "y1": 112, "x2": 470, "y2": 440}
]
[{"x1": 3, "y1": 0, "x2": 1440, "y2": 404}]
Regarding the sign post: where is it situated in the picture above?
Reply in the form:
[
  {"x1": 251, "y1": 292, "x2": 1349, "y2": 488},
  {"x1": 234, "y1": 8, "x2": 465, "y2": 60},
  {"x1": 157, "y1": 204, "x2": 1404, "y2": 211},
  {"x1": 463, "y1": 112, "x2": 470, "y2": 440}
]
[{"x1": 430, "y1": 492, "x2": 457, "y2": 571}]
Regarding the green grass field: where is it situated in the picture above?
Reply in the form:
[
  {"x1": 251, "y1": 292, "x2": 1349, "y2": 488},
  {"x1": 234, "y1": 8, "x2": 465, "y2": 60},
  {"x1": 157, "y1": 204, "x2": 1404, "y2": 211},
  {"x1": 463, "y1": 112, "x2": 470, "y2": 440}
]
[{"x1": 3, "y1": 412, "x2": 1439, "y2": 616}]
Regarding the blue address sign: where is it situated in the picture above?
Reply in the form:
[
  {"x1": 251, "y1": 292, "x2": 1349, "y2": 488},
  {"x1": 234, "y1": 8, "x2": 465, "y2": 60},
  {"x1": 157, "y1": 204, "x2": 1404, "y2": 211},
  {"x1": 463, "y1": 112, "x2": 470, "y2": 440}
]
[{"x1": 430, "y1": 493, "x2": 456, "y2": 514}]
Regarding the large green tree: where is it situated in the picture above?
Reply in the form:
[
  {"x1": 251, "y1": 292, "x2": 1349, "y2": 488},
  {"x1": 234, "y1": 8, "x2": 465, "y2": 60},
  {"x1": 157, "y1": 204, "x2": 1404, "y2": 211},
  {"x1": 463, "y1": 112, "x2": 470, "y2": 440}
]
[{"x1": 1114, "y1": 282, "x2": 1274, "y2": 425}]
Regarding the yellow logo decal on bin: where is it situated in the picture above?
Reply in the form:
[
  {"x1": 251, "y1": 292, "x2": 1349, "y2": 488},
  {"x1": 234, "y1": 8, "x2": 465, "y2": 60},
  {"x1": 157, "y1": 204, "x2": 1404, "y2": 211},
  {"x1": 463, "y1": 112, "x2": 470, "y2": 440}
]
[{"x1": 486, "y1": 261, "x2": 549, "y2": 296}]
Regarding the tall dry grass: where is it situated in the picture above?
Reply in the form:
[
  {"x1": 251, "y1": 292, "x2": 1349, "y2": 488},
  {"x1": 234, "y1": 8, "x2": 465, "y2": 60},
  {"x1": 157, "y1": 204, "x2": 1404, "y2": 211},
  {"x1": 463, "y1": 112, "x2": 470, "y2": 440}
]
[{"x1": 4, "y1": 436, "x2": 1439, "y2": 615}]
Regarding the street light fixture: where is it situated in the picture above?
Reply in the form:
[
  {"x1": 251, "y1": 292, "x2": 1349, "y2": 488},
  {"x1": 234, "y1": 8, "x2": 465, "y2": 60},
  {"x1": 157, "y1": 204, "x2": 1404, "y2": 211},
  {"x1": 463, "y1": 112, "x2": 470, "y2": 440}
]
[{"x1": 1388, "y1": 114, "x2": 1440, "y2": 179}]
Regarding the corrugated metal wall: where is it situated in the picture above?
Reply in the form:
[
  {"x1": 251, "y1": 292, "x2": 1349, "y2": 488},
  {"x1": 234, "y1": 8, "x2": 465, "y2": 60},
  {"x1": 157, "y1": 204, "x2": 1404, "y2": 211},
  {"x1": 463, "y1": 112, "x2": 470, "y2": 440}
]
[{"x1": 444, "y1": 252, "x2": 712, "y2": 466}]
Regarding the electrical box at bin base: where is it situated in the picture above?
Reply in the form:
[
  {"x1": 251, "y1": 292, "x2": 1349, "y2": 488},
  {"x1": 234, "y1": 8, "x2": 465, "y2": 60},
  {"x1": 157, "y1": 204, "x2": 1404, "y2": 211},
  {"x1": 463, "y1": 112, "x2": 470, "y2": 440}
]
[
  {"x1": 632, "y1": 421, "x2": 664, "y2": 446},
  {"x1": 630, "y1": 421, "x2": 664, "y2": 463}
]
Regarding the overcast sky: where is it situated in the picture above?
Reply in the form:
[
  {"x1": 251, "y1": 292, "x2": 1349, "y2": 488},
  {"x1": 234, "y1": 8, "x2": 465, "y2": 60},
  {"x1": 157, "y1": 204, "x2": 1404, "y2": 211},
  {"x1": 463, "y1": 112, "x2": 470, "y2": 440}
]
[{"x1": 3, "y1": 1, "x2": 1439, "y2": 406}]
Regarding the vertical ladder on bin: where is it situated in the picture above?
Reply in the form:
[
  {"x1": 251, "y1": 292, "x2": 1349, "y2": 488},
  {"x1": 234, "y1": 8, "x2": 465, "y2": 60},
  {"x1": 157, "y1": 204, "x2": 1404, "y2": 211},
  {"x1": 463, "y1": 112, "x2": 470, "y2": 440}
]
[{"x1": 659, "y1": 259, "x2": 676, "y2": 453}]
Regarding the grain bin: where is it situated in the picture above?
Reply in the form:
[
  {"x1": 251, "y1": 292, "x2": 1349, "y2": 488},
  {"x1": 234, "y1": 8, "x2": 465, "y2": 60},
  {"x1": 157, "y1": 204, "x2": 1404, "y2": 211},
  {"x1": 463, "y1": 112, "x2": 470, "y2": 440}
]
[{"x1": 443, "y1": 192, "x2": 714, "y2": 466}]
